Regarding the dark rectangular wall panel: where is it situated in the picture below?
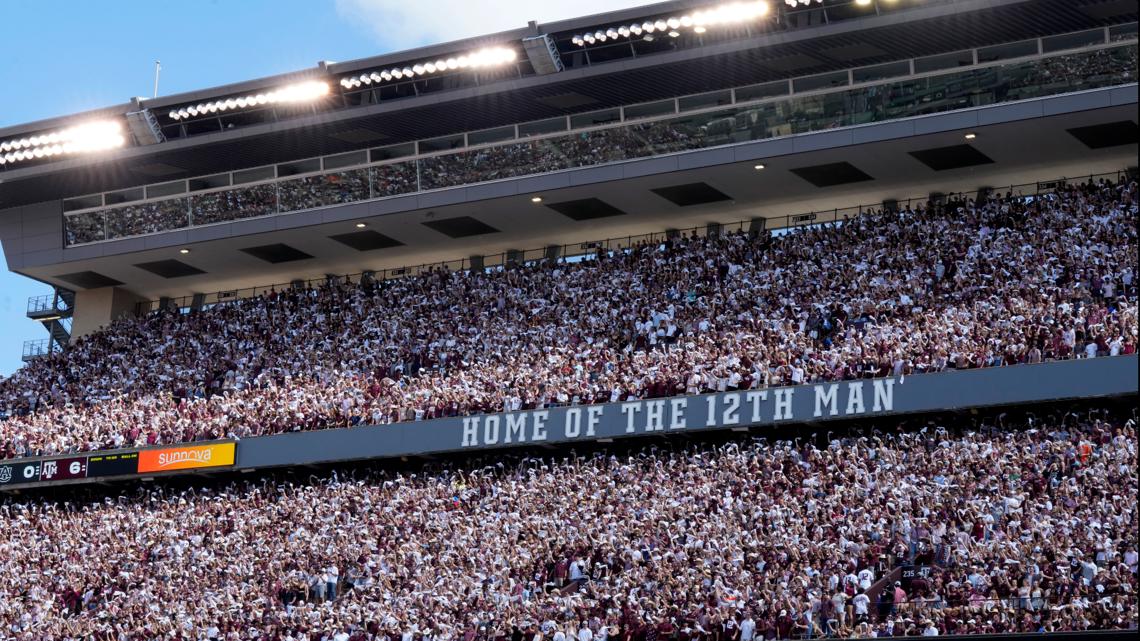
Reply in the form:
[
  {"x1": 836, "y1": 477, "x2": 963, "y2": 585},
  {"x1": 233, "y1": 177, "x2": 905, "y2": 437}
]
[
  {"x1": 790, "y1": 161, "x2": 874, "y2": 187},
  {"x1": 545, "y1": 198, "x2": 628, "y2": 221},
  {"x1": 133, "y1": 260, "x2": 206, "y2": 278},
  {"x1": 651, "y1": 183, "x2": 733, "y2": 207},
  {"x1": 328, "y1": 230, "x2": 404, "y2": 251},
  {"x1": 908, "y1": 144, "x2": 995, "y2": 171},
  {"x1": 421, "y1": 216, "x2": 500, "y2": 238},
  {"x1": 239, "y1": 243, "x2": 314, "y2": 263}
]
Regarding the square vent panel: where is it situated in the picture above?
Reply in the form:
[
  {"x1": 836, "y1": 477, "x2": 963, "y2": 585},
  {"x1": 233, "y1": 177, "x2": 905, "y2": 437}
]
[
  {"x1": 54, "y1": 271, "x2": 124, "y2": 289},
  {"x1": 239, "y1": 243, "x2": 314, "y2": 264},
  {"x1": 134, "y1": 259, "x2": 206, "y2": 278},
  {"x1": 421, "y1": 216, "x2": 500, "y2": 238},
  {"x1": 1066, "y1": 121, "x2": 1138, "y2": 149},
  {"x1": 908, "y1": 144, "x2": 995, "y2": 171},
  {"x1": 329, "y1": 230, "x2": 404, "y2": 251},
  {"x1": 545, "y1": 198, "x2": 628, "y2": 221},
  {"x1": 790, "y1": 161, "x2": 874, "y2": 187},
  {"x1": 651, "y1": 183, "x2": 733, "y2": 207}
]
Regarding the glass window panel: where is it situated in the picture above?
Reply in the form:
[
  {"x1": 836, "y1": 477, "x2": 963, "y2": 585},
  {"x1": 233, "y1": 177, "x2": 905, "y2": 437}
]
[
  {"x1": 419, "y1": 135, "x2": 465, "y2": 153},
  {"x1": 189, "y1": 173, "x2": 232, "y2": 191},
  {"x1": 323, "y1": 151, "x2": 369, "y2": 170},
  {"x1": 468, "y1": 126, "x2": 516, "y2": 145},
  {"x1": 372, "y1": 162, "x2": 419, "y2": 198},
  {"x1": 853, "y1": 60, "x2": 910, "y2": 84},
  {"x1": 104, "y1": 188, "x2": 145, "y2": 205},
  {"x1": 1043, "y1": 29, "x2": 1106, "y2": 53},
  {"x1": 278, "y1": 168, "x2": 371, "y2": 212},
  {"x1": 678, "y1": 90, "x2": 732, "y2": 111},
  {"x1": 370, "y1": 142, "x2": 416, "y2": 161},
  {"x1": 191, "y1": 184, "x2": 277, "y2": 225},
  {"x1": 64, "y1": 210, "x2": 106, "y2": 245},
  {"x1": 623, "y1": 100, "x2": 676, "y2": 120},
  {"x1": 793, "y1": 70, "x2": 849, "y2": 93},
  {"x1": 62, "y1": 195, "x2": 103, "y2": 212},
  {"x1": 1109, "y1": 23, "x2": 1137, "y2": 42},
  {"x1": 571, "y1": 108, "x2": 621, "y2": 129},
  {"x1": 233, "y1": 166, "x2": 276, "y2": 185},
  {"x1": 735, "y1": 81, "x2": 789, "y2": 103},
  {"x1": 277, "y1": 159, "x2": 321, "y2": 176},
  {"x1": 146, "y1": 181, "x2": 188, "y2": 198},
  {"x1": 518, "y1": 117, "x2": 567, "y2": 137},
  {"x1": 978, "y1": 40, "x2": 1038, "y2": 63},
  {"x1": 106, "y1": 198, "x2": 190, "y2": 239},
  {"x1": 914, "y1": 50, "x2": 973, "y2": 74}
]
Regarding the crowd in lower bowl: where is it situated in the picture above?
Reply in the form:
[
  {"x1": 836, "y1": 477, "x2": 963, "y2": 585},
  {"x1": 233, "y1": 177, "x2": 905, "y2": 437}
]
[{"x1": 0, "y1": 410, "x2": 1134, "y2": 640}]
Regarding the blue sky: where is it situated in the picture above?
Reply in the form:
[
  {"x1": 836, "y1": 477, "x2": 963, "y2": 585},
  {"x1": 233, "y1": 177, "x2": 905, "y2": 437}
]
[{"x1": 0, "y1": 0, "x2": 645, "y2": 376}]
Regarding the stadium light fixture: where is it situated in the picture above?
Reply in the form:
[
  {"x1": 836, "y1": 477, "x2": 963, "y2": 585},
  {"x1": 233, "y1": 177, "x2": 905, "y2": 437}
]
[
  {"x1": 530, "y1": 196, "x2": 543, "y2": 203},
  {"x1": 339, "y1": 47, "x2": 519, "y2": 89},
  {"x1": 754, "y1": 164, "x2": 766, "y2": 170},
  {"x1": 570, "y1": 1, "x2": 770, "y2": 47},
  {"x1": 964, "y1": 133, "x2": 977, "y2": 140},
  {"x1": 355, "y1": 222, "x2": 367, "y2": 228},
  {"x1": 179, "y1": 248, "x2": 191, "y2": 254},
  {"x1": 0, "y1": 120, "x2": 126, "y2": 166},
  {"x1": 855, "y1": 0, "x2": 873, "y2": 5},
  {"x1": 167, "y1": 80, "x2": 330, "y2": 121}
]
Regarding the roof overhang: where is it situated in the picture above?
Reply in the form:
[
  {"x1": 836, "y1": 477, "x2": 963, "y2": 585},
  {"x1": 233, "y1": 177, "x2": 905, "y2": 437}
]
[{"x1": 2, "y1": 0, "x2": 1134, "y2": 207}]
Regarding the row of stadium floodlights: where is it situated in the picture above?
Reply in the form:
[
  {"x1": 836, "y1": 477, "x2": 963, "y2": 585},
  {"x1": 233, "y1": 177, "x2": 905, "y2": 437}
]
[{"x1": 0, "y1": 0, "x2": 881, "y2": 168}]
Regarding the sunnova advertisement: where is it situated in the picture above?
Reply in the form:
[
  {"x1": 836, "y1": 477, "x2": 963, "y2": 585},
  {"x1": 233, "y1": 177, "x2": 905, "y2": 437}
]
[{"x1": 136, "y1": 443, "x2": 236, "y2": 473}]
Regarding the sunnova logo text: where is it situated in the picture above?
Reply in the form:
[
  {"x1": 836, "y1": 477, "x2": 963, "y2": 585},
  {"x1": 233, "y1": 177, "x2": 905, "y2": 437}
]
[
  {"x1": 137, "y1": 443, "x2": 235, "y2": 474},
  {"x1": 156, "y1": 449, "x2": 212, "y2": 469}
]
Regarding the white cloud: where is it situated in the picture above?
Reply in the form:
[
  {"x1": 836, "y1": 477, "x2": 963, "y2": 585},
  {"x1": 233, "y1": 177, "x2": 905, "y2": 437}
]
[{"x1": 335, "y1": 0, "x2": 651, "y2": 53}]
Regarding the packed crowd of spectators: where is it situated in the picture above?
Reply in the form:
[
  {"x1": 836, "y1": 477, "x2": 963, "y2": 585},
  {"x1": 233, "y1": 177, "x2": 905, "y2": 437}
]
[
  {"x1": 421, "y1": 44, "x2": 1136, "y2": 190},
  {"x1": 66, "y1": 163, "x2": 422, "y2": 245},
  {"x1": 64, "y1": 210, "x2": 108, "y2": 245},
  {"x1": 0, "y1": 411, "x2": 1134, "y2": 640},
  {"x1": 64, "y1": 43, "x2": 1136, "y2": 244},
  {"x1": 369, "y1": 161, "x2": 418, "y2": 199},
  {"x1": 6, "y1": 177, "x2": 1139, "y2": 458},
  {"x1": 192, "y1": 184, "x2": 278, "y2": 226},
  {"x1": 105, "y1": 198, "x2": 192, "y2": 240},
  {"x1": 277, "y1": 169, "x2": 371, "y2": 213}
]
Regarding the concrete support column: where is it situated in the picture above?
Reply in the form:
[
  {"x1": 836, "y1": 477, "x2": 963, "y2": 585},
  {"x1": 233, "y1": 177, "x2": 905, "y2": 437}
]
[{"x1": 71, "y1": 287, "x2": 147, "y2": 340}]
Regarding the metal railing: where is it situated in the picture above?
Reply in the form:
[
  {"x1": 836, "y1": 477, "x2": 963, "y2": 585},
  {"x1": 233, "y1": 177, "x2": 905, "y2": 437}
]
[
  {"x1": 63, "y1": 32, "x2": 1139, "y2": 247},
  {"x1": 884, "y1": 595, "x2": 1135, "y2": 620},
  {"x1": 21, "y1": 338, "x2": 61, "y2": 361},
  {"x1": 135, "y1": 168, "x2": 1133, "y2": 314},
  {"x1": 26, "y1": 294, "x2": 58, "y2": 315}
]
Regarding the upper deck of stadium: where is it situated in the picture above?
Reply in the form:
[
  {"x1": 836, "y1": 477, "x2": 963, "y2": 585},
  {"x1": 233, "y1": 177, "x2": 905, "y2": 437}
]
[
  {"x1": 0, "y1": 0, "x2": 1136, "y2": 346},
  {"x1": 1, "y1": 0, "x2": 1134, "y2": 201}
]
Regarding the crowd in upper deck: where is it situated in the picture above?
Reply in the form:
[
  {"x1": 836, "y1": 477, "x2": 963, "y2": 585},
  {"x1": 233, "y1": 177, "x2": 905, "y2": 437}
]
[
  {"x1": 64, "y1": 44, "x2": 1137, "y2": 246},
  {"x1": 4, "y1": 177, "x2": 1137, "y2": 459}
]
